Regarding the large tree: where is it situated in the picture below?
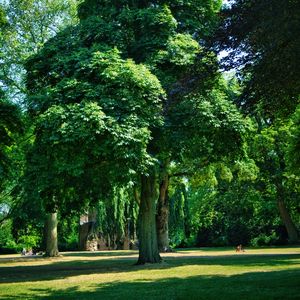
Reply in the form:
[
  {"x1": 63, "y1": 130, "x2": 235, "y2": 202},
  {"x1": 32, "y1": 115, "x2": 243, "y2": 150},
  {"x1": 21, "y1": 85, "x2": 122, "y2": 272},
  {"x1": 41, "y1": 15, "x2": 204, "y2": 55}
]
[{"x1": 26, "y1": 0, "x2": 249, "y2": 263}]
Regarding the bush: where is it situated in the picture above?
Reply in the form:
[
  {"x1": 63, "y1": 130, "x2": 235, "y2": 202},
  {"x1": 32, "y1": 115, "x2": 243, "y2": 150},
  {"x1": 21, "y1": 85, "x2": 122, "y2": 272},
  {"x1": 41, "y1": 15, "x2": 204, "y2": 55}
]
[
  {"x1": 170, "y1": 230, "x2": 186, "y2": 248},
  {"x1": 18, "y1": 234, "x2": 41, "y2": 250},
  {"x1": 0, "y1": 240, "x2": 22, "y2": 254},
  {"x1": 250, "y1": 231, "x2": 279, "y2": 247},
  {"x1": 0, "y1": 220, "x2": 14, "y2": 246},
  {"x1": 184, "y1": 234, "x2": 197, "y2": 248}
]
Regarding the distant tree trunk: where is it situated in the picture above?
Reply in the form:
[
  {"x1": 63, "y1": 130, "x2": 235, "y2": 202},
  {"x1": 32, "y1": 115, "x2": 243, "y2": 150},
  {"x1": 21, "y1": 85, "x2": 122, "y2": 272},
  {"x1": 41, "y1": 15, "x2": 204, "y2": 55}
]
[
  {"x1": 45, "y1": 212, "x2": 59, "y2": 257},
  {"x1": 277, "y1": 199, "x2": 299, "y2": 243},
  {"x1": 137, "y1": 173, "x2": 162, "y2": 264},
  {"x1": 123, "y1": 225, "x2": 130, "y2": 250},
  {"x1": 79, "y1": 209, "x2": 98, "y2": 251},
  {"x1": 79, "y1": 222, "x2": 93, "y2": 250},
  {"x1": 156, "y1": 173, "x2": 170, "y2": 252},
  {"x1": 276, "y1": 181, "x2": 299, "y2": 243}
]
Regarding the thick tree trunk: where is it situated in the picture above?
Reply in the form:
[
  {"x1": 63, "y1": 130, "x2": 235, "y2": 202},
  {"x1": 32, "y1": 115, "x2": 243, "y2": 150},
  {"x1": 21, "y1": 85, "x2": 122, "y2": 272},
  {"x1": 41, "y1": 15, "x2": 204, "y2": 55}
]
[
  {"x1": 156, "y1": 173, "x2": 170, "y2": 252},
  {"x1": 277, "y1": 199, "x2": 299, "y2": 243},
  {"x1": 137, "y1": 174, "x2": 162, "y2": 264},
  {"x1": 45, "y1": 212, "x2": 59, "y2": 257}
]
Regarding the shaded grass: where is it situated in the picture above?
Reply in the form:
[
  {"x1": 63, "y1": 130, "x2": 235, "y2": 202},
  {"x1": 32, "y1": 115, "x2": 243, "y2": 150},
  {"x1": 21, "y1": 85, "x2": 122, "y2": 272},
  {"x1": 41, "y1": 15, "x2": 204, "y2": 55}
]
[{"x1": 0, "y1": 247, "x2": 299, "y2": 299}]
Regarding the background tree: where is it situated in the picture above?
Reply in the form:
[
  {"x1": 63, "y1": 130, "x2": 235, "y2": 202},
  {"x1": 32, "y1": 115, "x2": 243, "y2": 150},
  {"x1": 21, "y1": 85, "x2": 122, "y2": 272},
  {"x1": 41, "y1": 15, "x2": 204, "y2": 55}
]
[
  {"x1": 215, "y1": 0, "x2": 300, "y2": 117},
  {"x1": 0, "y1": 89, "x2": 24, "y2": 252},
  {"x1": 251, "y1": 123, "x2": 299, "y2": 243},
  {"x1": 0, "y1": 89, "x2": 23, "y2": 214},
  {"x1": 213, "y1": 0, "x2": 299, "y2": 244},
  {"x1": 0, "y1": 0, "x2": 81, "y2": 256},
  {"x1": 0, "y1": 0, "x2": 79, "y2": 101}
]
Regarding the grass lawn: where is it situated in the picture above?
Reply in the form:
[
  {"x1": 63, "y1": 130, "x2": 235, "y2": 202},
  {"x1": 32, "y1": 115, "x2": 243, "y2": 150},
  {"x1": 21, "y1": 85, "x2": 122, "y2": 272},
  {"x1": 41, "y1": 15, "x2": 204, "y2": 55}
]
[{"x1": 0, "y1": 246, "x2": 299, "y2": 299}]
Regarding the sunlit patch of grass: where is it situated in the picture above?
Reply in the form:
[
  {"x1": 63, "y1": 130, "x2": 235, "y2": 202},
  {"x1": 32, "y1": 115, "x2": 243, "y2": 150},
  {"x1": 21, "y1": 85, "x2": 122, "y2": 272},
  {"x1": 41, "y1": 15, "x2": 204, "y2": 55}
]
[{"x1": 0, "y1": 246, "x2": 299, "y2": 299}]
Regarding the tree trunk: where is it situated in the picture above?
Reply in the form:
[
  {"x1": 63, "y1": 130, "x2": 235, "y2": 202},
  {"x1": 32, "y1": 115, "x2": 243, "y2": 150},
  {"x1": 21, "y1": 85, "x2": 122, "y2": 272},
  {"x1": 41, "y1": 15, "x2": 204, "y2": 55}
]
[
  {"x1": 156, "y1": 173, "x2": 170, "y2": 252},
  {"x1": 277, "y1": 199, "x2": 299, "y2": 243},
  {"x1": 79, "y1": 208, "x2": 98, "y2": 251},
  {"x1": 79, "y1": 222, "x2": 94, "y2": 250},
  {"x1": 45, "y1": 212, "x2": 59, "y2": 257},
  {"x1": 137, "y1": 174, "x2": 162, "y2": 264}
]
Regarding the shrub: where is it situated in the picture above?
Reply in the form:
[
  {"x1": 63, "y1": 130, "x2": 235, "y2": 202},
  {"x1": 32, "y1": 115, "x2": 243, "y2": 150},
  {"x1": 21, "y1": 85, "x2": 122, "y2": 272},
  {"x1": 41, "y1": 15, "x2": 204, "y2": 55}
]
[{"x1": 250, "y1": 231, "x2": 279, "y2": 247}]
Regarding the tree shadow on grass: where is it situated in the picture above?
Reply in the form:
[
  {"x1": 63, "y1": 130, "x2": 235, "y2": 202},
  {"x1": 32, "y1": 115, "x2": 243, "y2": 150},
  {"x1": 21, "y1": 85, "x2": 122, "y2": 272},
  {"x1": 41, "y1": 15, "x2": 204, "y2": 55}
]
[
  {"x1": 0, "y1": 250, "x2": 138, "y2": 263},
  {"x1": 3, "y1": 268, "x2": 300, "y2": 300},
  {"x1": 170, "y1": 253, "x2": 300, "y2": 267},
  {"x1": 0, "y1": 253, "x2": 299, "y2": 284},
  {"x1": 63, "y1": 250, "x2": 138, "y2": 257},
  {"x1": 177, "y1": 246, "x2": 300, "y2": 252}
]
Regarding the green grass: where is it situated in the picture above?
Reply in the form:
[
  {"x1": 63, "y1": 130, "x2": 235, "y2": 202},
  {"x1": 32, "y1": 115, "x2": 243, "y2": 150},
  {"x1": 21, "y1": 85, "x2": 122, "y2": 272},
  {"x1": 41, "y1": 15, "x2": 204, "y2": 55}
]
[{"x1": 0, "y1": 247, "x2": 299, "y2": 299}]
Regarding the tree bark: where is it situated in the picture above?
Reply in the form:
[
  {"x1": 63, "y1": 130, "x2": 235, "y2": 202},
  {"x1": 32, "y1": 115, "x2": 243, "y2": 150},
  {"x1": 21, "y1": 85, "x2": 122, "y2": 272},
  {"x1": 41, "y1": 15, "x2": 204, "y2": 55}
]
[
  {"x1": 137, "y1": 173, "x2": 162, "y2": 264},
  {"x1": 78, "y1": 209, "x2": 98, "y2": 251},
  {"x1": 79, "y1": 222, "x2": 94, "y2": 250},
  {"x1": 156, "y1": 173, "x2": 170, "y2": 252},
  {"x1": 277, "y1": 199, "x2": 299, "y2": 243},
  {"x1": 45, "y1": 212, "x2": 59, "y2": 257}
]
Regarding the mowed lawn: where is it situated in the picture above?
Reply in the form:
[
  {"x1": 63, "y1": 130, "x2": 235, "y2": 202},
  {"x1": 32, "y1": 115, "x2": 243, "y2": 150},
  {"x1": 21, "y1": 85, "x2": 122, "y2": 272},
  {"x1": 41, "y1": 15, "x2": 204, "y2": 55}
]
[{"x1": 0, "y1": 247, "x2": 299, "y2": 299}]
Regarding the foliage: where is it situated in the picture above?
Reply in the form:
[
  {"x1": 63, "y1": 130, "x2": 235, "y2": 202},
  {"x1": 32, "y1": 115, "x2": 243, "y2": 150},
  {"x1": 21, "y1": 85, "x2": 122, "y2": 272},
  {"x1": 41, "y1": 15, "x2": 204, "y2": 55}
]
[
  {"x1": 0, "y1": 0, "x2": 79, "y2": 101},
  {"x1": 95, "y1": 186, "x2": 139, "y2": 248},
  {"x1": 169, "y1": 183, "x2": 189, "y2": 247},
  {"x1": 24, "y1": 0, "x2": 249, "y2": 216},
  {"x1": 17, "y1": 227, "x2": 41, "y2": 250},
  {"x1": 25, "y1": 42, "x2": 165, "y2": 212},
  {"x1": 0, "y1": 90, "x2": 23, "y2": 186},
  {"x1": 286, "y1": 106, "x2": 300, "y2": 176},
  {"x1": 0, "y1": 90, "x2": 24, "y2": 230},
  {"x1": 169, "y1": 182, "x2": 285, "y2": 248},
  {"x1": 168, "y1": 103, "x2": 299, "y2": 248},
  {"x1": 0, "y1": 219, "x2": 14, "y2": 247},
  {"x1": 0, "y1": 0, "x2": 80, "y2": 248},
  {"x1": 250, "y1": 231, "x2": 279, "y2": 247},
  {"x1": 58, "y1": 214, "x2": 79, "y2": 251},
  {"x1": 215, "y1": 0, "x2": 300, "y2": 117}
]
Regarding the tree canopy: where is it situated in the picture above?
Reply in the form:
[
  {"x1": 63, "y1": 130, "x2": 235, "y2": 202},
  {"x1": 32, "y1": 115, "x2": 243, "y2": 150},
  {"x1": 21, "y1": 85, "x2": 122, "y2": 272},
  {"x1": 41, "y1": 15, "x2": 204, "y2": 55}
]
[
  {"x1": 0, "y1": 0, "x2": 79, "y2": 101},
  {"x1": 23, "y1": 0, "x2": 253, "y2": 263},
  {"x1": 215, "y1": 0, "x2": 300, "y2": 117}
]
